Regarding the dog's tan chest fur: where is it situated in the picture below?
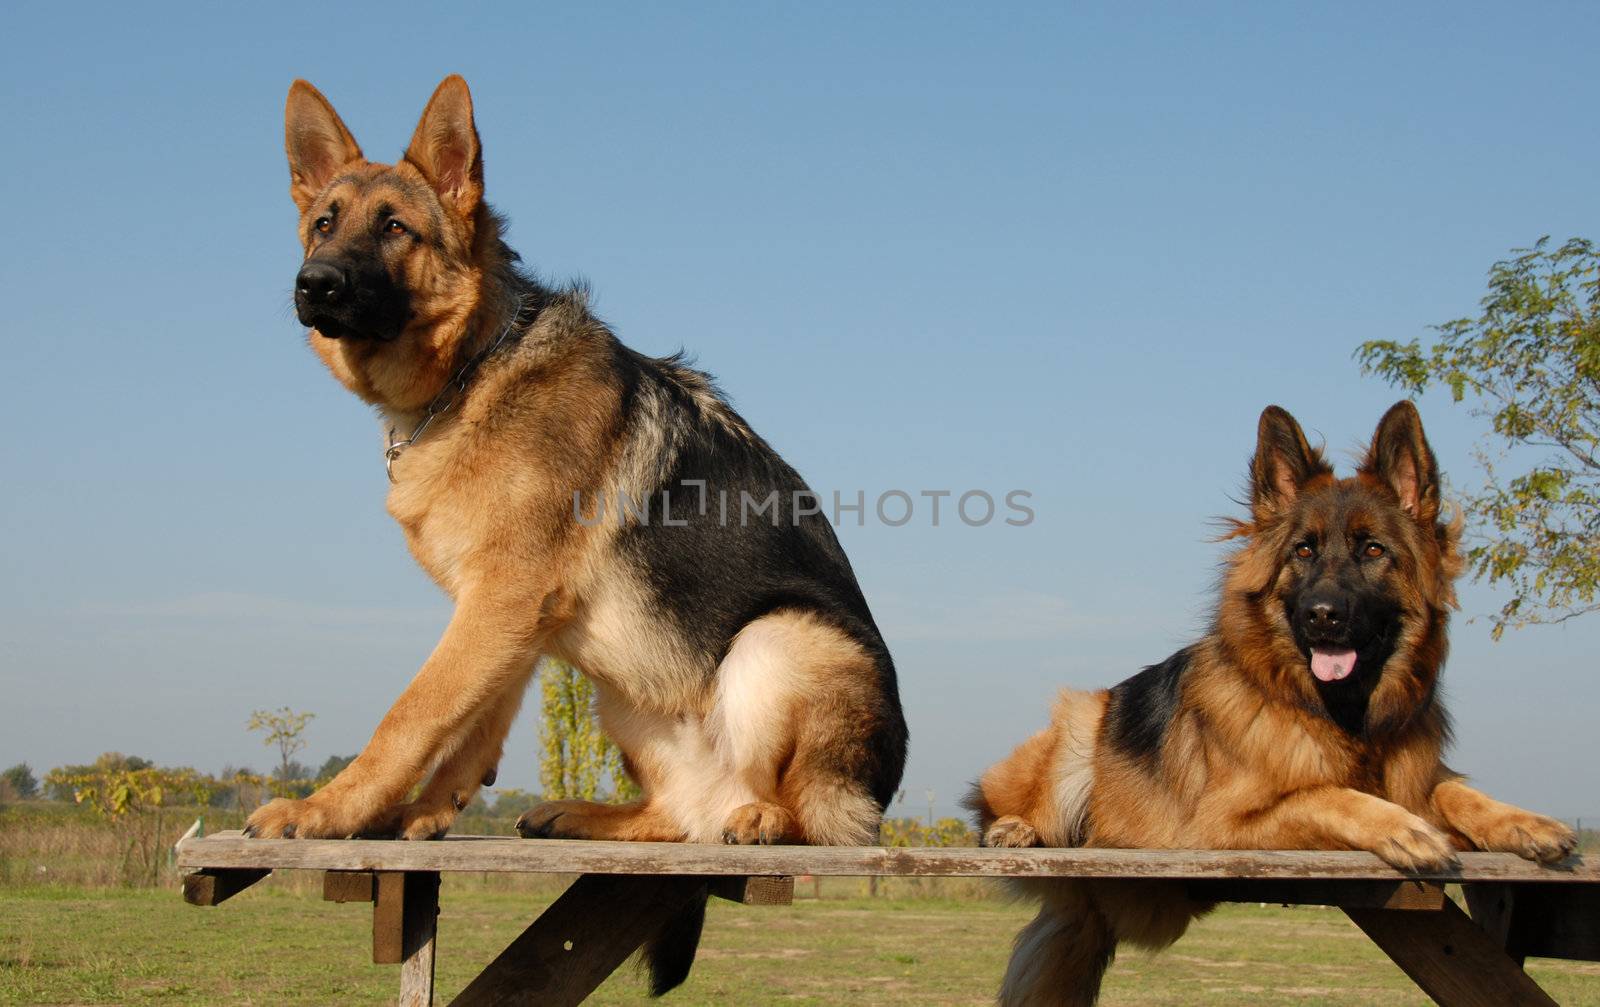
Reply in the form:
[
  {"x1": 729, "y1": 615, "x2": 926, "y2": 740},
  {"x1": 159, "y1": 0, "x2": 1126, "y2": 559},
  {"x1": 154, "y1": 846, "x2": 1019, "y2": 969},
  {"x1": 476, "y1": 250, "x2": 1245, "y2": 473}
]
[{"x1": 385, "y1": 434, "x2": 487, "y2": 598}]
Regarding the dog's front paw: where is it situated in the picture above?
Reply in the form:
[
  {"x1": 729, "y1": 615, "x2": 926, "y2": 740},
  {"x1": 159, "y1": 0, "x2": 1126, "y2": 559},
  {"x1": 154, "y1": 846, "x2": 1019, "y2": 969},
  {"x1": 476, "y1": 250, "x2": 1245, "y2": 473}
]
[
  {"x1": 244, "y1": 797, "x2": 342, "y2": 839},
  {"x1": 1369, "y1": 813, "x2": 1460, "y2": 873},
  {"x1": 722, "y1": 802, "x2": 794, "y2": 845},
  {"x1": 360, "y1": 801, "x2": 457, "y2": 841},
  {"x1": 983, "y1": 815, "x2": 1040, "y2": 849},
  {"x1": 1474, "y1": 812, "x2": 1577, "y2": 865}
]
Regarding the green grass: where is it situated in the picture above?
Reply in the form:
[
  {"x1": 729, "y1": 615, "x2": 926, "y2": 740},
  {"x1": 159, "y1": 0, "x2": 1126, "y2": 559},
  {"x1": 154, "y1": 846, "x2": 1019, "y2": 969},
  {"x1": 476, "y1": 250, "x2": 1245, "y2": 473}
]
[{"x1": 2, "y1": 878, "x2": 1596, "y2": 1005}]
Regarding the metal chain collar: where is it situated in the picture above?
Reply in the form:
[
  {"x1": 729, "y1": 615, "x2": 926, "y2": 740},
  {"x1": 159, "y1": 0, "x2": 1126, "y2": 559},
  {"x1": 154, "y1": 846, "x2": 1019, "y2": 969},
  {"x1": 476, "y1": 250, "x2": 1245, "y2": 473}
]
[{"x1": 384, "y1": 295, "x2": 528, "y2": 483}]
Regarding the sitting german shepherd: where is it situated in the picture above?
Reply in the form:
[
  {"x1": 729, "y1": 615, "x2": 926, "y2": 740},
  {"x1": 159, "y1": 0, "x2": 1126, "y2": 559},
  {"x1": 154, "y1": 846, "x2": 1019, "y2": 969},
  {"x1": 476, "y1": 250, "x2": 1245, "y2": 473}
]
[
  {"x1": 967, "y1": 402, "x2": 1574, "y2": 1006},
  {"x1": 248, "y1": 76, "x2": 907, "y2": 993}
]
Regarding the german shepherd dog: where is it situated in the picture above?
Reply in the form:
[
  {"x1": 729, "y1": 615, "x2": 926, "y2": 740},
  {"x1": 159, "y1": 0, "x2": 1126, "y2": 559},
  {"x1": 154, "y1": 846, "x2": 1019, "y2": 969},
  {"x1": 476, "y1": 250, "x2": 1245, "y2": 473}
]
[
  {"x1": 967, "y1": 402, "x2": 1575, "y2": 1006},
  {"x1": 248, "y1": 76, "x2": 908, "y2": 993}
]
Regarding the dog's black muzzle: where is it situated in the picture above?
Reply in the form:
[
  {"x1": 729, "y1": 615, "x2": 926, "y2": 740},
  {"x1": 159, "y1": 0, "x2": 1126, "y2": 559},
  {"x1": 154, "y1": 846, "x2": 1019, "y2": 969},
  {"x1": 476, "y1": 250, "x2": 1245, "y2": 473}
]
[
  {"x1": 293, "y1": 258, "x2": 410, "y2": 340},
  {"x1": 296, "y1": 260, "x2": 346, "y2": 307}
]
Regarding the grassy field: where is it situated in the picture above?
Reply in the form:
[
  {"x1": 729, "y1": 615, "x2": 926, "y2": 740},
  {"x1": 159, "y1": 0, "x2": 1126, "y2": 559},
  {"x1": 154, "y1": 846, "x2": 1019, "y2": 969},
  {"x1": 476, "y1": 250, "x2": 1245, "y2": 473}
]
[{"x1": 3, "y1": 876, "x2": 1598, "y2": 1005}]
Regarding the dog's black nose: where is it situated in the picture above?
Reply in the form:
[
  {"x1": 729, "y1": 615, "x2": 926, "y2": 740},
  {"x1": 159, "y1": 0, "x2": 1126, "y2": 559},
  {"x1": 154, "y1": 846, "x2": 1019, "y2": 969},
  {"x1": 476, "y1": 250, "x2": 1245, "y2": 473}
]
[
  {"x1": 1304, "y1": 599, "x2": 1345, "y2": 631},
  {"x1": 296, "y1": 261, "x2": 346, "y2": 304}
]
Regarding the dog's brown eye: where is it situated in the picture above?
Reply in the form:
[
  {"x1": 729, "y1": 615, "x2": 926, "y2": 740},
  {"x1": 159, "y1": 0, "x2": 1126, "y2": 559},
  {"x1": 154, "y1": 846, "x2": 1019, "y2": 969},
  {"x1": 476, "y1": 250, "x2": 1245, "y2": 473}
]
[
  {"x1": 1364, "y1": 542, "x2": 1386, "y2": 559},
  {"x1": 1294, "y1": 542, "x2": 1315, "y2": 560},
  {"x1": 385, "y1": 219, "x2": 407, "y2": 236},
  {"x1": 314, "y1": 217, "x2": 332, "y2": 234}
]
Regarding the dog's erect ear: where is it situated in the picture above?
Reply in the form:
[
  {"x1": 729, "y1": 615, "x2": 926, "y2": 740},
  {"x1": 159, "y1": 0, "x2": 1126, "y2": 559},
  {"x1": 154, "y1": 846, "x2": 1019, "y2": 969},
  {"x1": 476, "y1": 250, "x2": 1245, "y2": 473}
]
[
  {"x1": 285, "y1": 81, "x2": 364, "y2": 213},
  {"x1": 1250, "y1": 405, "x2": 1330, "y2": 522},
  {"x1": 1361, "y1": 400, "x2": 1440, "y2": 522},
  {"x1": 404, "y1": 75, "x2": 483, "y2": 217}
]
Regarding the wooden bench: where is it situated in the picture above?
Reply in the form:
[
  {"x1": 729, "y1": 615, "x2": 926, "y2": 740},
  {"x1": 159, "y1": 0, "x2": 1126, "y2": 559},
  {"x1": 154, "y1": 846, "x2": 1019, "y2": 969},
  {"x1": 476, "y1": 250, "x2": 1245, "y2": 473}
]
[{"x1": 177, "y1": 831, "x2": 1597, "y2": 1006}]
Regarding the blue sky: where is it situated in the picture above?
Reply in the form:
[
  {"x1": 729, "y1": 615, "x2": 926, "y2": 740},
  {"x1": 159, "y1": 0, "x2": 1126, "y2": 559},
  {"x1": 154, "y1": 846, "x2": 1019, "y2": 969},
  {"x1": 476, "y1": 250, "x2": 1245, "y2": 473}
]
[{"x1": 2, "y1": 2, "x2": 1596, "y2": 822}]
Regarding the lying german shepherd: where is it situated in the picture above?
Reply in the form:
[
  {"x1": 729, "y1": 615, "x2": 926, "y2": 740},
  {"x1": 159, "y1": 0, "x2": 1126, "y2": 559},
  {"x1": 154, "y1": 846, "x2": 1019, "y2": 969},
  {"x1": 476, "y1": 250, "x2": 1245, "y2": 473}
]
[
  {"x1": 967, "y1": 402, "x2": 1574, "y2": 1006},
  {"x1": 248, "y1": 76, "x2": 908, "y2": 993}
]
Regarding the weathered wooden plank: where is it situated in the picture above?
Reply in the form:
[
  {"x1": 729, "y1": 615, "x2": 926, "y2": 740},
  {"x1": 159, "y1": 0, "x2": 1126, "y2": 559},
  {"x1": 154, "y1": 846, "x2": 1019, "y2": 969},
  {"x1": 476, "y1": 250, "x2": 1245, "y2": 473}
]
[
  {"x1": 323, "y1": 870, "x2": 376, "y2": 903},
  {"x1": 373, "y1": 872, "x2": 407, "y2": 964},
  {"x1": 182, "y1": 868, "x2": 270, "y2": 906},
  {"x1": 450, "y1": 873, "x2": 706, "y2": 1007},
  {"x1": 399, "y1": 872, "x2": 439, "y2": 1007},
  {"x1": 1187, "y1": 879, "x2": 1445, "y2": 910},
  {"x1": 1347, "y1": 898, "x2": 1557, "y2": 1006},
  {"x1": 708, "y1": 875, "x2": 794, "y2": 905},
  {"x1": 175, "y1": 833, "x2": 1597, "y2": 884}
]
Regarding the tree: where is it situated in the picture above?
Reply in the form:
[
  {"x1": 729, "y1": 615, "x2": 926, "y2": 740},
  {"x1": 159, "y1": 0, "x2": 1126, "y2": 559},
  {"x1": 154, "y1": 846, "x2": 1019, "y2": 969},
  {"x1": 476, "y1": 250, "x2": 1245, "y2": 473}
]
[
  {"x1": 2, "y1": 763, "x2": 38, "y2": 799},
  {"x1": 315, "y1": 754, "x2": 356, "y2": 782},
  {"x1": 274, "y1": 760, "x2": 312, "y2": 784},
  {"x1": 538, "y1": 660, "x2": 639, "y2": 801},
  {"x1": 489, "y1": 787, "x2": 538, "y2": 816},
  {"x1": 211, "y1": 765, "x2": 269, "y2": 811},
  {"x1": 247, "y1": 707, "x2": 315, "y2": 781},
  {"x1": 1358, "y1": 237, "x2": 1600, "y2": 638}
]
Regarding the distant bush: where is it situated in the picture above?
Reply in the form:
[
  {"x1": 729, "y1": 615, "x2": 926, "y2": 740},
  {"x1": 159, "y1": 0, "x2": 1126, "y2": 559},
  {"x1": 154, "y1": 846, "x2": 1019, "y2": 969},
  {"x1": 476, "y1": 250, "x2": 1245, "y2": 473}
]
[
  {"x1": 44, "y1": 753, "x2": 152, "y2": 800},
  {"x1": 880, "y1": 817, "x2": 978, "y2": 848},
  {"x1": 2, "y1": 763, "x2": 38, "y2": 800},
  {"x1": 42, "y1": 756, "x2": 214, "y2": 885}
]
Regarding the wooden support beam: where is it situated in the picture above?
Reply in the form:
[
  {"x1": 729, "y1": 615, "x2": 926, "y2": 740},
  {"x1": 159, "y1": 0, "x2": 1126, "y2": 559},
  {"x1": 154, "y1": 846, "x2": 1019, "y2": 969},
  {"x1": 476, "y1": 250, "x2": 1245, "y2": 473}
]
[
  {"x1": 1187, "y1": 879, "x2": 1444, "y2": 910},
  {"x1": 182, "y1": 868, "x2": 269, "y2": 906},
  {"x1": 324, "y1": 870, "x2": 376, "y2": 903},
  {"x1": 449, "y1": 873, "x2": 707, "y2": 1007},
  {"x1": 708, "y1": 875, "x2": 794, "y2": 905},
  {"x1": 373, "y1": 872, "x2": 408, "y2": 964},
  {"x1": 1489, "y1": 883, "x2": 1600, "y2": 963},
  {"x1": 1346, "y1": 897, "x2": 1557, "y2": 1006},
  {"x1": 1463, "y1": 883, "x2": 1524, "y2": 965},
  {"x1": 399, "y1": 872, "x2": 440, "y2": 1007}
]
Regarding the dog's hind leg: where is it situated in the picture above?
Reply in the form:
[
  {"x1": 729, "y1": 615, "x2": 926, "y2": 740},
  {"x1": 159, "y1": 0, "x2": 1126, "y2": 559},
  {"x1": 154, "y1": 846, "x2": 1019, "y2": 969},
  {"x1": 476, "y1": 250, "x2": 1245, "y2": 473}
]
[
  {"x1": 513, "y1": 688, "x2": 694, "y2": 842},
  {"x1": 514, "y1": 798, "x2": 686, "y2": 841},
  {"x1": 717, "y1": 610, "x2": 904, "y2": 847}
]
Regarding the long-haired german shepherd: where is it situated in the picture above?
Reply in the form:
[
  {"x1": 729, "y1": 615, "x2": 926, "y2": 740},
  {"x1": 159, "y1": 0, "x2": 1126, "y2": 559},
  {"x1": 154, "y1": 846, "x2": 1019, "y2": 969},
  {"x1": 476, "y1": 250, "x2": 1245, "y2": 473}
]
[
  {"x1": 967, "y1": 402, "x2": 1574, "y2": 1006},
  {"x1": 247, "y1": 76, "x2": 908, "y2": 994}
]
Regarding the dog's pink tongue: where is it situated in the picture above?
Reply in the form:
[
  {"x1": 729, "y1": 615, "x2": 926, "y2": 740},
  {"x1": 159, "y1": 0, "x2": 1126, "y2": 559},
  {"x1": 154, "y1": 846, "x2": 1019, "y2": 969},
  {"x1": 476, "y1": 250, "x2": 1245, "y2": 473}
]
[{"x1": 1310, "y1": 647, "x2": 1357, "y2": 682}]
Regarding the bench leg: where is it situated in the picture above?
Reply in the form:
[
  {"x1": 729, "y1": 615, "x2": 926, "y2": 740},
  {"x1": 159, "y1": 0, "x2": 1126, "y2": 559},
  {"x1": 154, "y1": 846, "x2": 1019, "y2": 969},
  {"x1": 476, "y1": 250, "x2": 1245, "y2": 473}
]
[
  {"x1": 449, "y1": 873, "x2": 706, "y2": 1007},
  {"x1": 400, "y1": 872, "x2": 440, "y2": 1007},
  {"x1": 1346, "y1": 897, "x2": 1556, "y2": 1007}
]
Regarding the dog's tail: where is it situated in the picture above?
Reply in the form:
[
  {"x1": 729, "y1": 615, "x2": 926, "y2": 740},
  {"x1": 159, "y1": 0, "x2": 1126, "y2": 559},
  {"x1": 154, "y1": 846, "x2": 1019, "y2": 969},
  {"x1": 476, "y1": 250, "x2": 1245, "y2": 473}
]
[
  {"x1": 1000, "y1": 881, "x2": 1115, "y2": 1007},
  {"x1": 640, "y1": 886, "x2": 708, "y2": 997}
]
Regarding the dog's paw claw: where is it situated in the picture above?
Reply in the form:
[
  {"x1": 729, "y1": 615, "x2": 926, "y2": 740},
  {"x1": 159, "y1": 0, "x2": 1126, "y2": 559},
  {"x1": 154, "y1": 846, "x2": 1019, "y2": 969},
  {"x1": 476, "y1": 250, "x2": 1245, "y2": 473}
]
[
  {"x1": 515, "y1": 809, "x2": 561, "y2": 839},
  {"x1": 515, "y1": 800, "x2": 606, "y2": 839}
]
